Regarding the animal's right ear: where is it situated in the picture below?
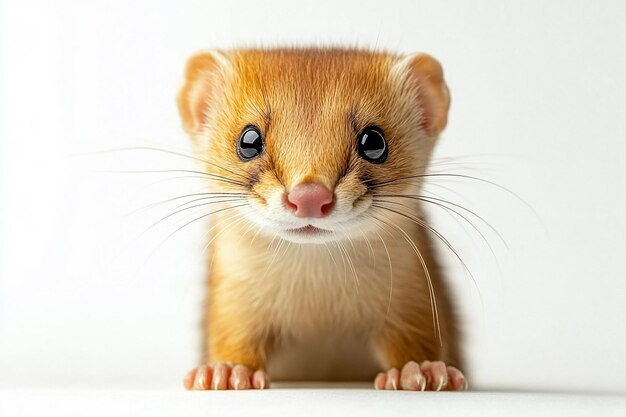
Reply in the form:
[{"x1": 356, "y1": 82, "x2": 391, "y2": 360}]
[{"x1": 177, "y1": 51, "x2": 230, "y2": 136}]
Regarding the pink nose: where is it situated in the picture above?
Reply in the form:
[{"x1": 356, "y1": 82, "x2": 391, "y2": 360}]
[{"x1": 286, "y1": 183, "x2": 334, "y2": 218}]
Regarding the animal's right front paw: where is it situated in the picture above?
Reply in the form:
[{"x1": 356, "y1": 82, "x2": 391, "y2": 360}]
[{"x1": 183, "y1": 362, "x2": 270, "y2": 390}]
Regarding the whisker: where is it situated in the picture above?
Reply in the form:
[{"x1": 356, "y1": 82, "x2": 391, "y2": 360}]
[
  {"x1": 375, "y1": 197, "x2": 501, "y2": 282},
  {"x1": 143, "y1": 198, "x2": 246, "y2": 236},
  {"x1": 206, "y1": 211, "x2": 248, "y2": 272},
  {"x1": 371, "y1": 203, "x2": 484, "y2": 309},
  {"x1": 99, "y1": 169, "x2": 250, "y2": 188},
  {"x1": 369, "y1": 222, "x2": 393, "y2": 316},
  {"x1": 374, "y1": 193, "x2": 507, "y2": 248},
  {"x1": 155, "y1": 203, "x2": 248, "y2": 251},
  {"x1": 128, "y1": 192, "x2": 248, "y2": 216},
  {"x1": 202, "y1": 211, "x2": 252, "y2": 258},
  {"x1": 344, "y1": 233, "x2": 362, "y2": 287},
  {"x1": 371, "y1": 204, "x2": 469, "y2": 270},
  {"x1": 262, "y1": 235, "x2": 287, "y2": 280},
  {"x1": 358, "y1": 227, "x2": 376, "y2": 267},
  {"x1": 371, "y1": 173, "x2": 538, "y2": 222},
  {"x1": 322, "y1": 241, "x2": 340, "y2": 269},
  {"x1": 337, "y1": 238, "x2": 359, "y2": 293},
  {"x1": 236, "y1": 215, "x2": 259, "y2": 247},
  {"x1": 85, "y1": 146, "x2": 254, "y2": 182},
  {"x1": 138, "y1": 175, "x2": 244, "y2": 192},
  {"x1": 369, "y1": 213, "x2": 442, "y2": 345},
  {"x1": 170, "y1": 195, "x2": 247, "y2": 212},
  {"x1": 422, "y1": 182, "x2": 471, "y2": 202},
  {"x1": 343, "y1": 231, "x2": 358, "y2": 259},
  {"x1": 250, "y1": 220, "x2": 266, "y2": 246},
  {"x1": 334, "y1": 241, "x2": 348, "y2": 287}
]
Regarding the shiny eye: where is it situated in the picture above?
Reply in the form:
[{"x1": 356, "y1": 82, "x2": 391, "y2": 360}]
[
  {"x1": 237, "y1": 126, "x2": 264, "y2": 161},
  {"x1": 357, "y1": 126, "x2": 387, "y2": 163}
]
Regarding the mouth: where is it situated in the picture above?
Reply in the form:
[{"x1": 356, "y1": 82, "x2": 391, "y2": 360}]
[{"x1": 284, "y1": 224, "x2": 333, "y2": 237}]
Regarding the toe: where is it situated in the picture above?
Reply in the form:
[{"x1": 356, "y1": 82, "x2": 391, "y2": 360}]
[
  {"x1": 384, "y1": 368, "x2": 400, "y2": 390},
  {"x1": 251, "y1": 370, "x2": 270, "y2": 390},
  {"x1": 421, "y1": 361, "x2": 448, "y2": 391},
  {"x1": 211, "y1": 362, "x2": 231, "y2": 390},
  {"x1": 446, "y1": 366, "x2": 468, "y2": 391},
  {"x1": 374, "y1": 372, "x2": 387, "y2": 390},
  {"x1": 183, "y1": 368, "x2": 197, "y2": 390},
  {"x1": 400, "y1": 361, "x2": 426, "y2": 391},
  {"x1": 193, "y1": 365, "x2": 213, "y2": 390},
  {"x1": 229, "y1": 365, "x2": 252, "y2": 390}
]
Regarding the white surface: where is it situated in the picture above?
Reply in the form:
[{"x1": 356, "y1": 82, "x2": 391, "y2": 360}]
[
  {"x1": 1, "y1": 0, "x2": 626, "y2": 402},
  {"x1": 1, "y1": 386, "x2": 625, "y2": 417}
]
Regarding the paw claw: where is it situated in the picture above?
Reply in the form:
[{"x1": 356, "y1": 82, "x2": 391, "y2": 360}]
[
  {"x1": 377, "y1": 360, "x2": 466, "y2": 392},
  {"x1": 374, "y1": 372, "x2": 387, "y2": 390},
  {"x1": 419, "y1": 375, "x2": 426, "y2": 391},
  {"x1": 252, "y1": 370, "x2": 270, "y2": 390},
  {"x1": 436, "y1": 375, "x2": 446, "y2": 391},
  {"x1": 384, "y1": 368, "x2": 400, "y2": 390}
]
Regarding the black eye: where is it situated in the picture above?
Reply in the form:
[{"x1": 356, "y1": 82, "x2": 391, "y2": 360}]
[
  {"x1": 237, "y1": 126, "x2": 264, "y2": 161},
  {"x1": 357, "y1": 126, "x2": 387, "y2": 163}
]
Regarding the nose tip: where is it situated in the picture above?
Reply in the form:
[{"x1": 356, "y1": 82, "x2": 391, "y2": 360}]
[{"x1": 286, "y1": 183, "x2": 335, "y2": 218}]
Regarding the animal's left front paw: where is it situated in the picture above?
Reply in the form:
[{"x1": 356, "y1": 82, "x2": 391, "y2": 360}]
[{"x1": 374, "y1": 360, "x2": 468, "y2": 391}]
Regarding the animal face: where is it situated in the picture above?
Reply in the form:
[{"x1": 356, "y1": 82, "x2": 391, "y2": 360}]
[{"x1": 178, "y1": 49, "x2": 449, "y2": 244}]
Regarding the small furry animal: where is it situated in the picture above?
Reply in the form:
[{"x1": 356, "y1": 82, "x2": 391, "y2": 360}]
[{"x1": 178, "y1": 48, "x2": 466, "y2": 391}]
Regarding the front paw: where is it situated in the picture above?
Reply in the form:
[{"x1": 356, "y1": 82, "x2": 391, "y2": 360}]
[
  {"x1": 374, "y1": 360, "x2": 468, "y2": 391},
  {"x1": 183, "y1": 362, "x2": 270, "y2": 390}
]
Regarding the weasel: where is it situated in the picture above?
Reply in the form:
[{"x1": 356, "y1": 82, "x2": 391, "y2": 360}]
[{"x1": 177, "y1": 48, "x2": 466, "y2": 391}]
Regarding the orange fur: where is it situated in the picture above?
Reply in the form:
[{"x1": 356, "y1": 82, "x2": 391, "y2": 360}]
[{"x1": 177, "y1": 48, "x2": 462, "y2": 381}]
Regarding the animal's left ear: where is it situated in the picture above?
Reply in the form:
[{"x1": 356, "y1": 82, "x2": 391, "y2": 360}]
[{"x1": 395, "y1": 53, "x2": 450, "y2": 135}]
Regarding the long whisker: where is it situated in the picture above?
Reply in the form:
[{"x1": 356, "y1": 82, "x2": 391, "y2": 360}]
[
  {"x1": 262, "y1": 235, "x2": 287, "y2": 280},
  {"x1": 155, "y1": 203, "x2": 249, "y2": 250},
  {"x1": 127, "y1": 192, "x2": 249, "y2": 216},
  {"x1": 358, "y1": 227, "x2": 376, "y2": 267},
  {"x1": 334, "y1": 241, "x2": 348, "y2": 287},
  {"x1": 236, "y1": 215, "x2": 259, "y2": 247},
  {"x1": 143, "y1": 198, "x2": 246, "y2": 236},
  {"x1": 85, "y1": 146, "x2": 254, "y2": 182},
  {"x1": 369, "y1": 213, "x2": 442, "y2": 345},
  {"x1": 206, "y1": 211, "x2": 250, "y2": 272},
  {"x1": 250, "y1": 220, "x2": 266, "y2": 247},
  {"x1": 143, "y1": 175, "x2": 247, "y2": 190},
  {"x1": 371, "y1": 204, "x2": 467, "y2": 268},
  {"x1": 369, "y1": 222, "x2": 393, "y2": 316},
  {"x1": 322, "y1": 241, "x2": 340, "y2": 269},
  {"x1": 375, "y1": 194, "x2": 507, "y2": 248},
  {"x1": 374, "y1": 194, "x2": 506, "y2": 285},
  {"x1": 375, "y1": 197, "x2": 501, "y2": 285},
  {"x1": 372, "y1": 202, "x2": 473, "y2": 267},
  {"x1": 374, "y1": 197, "x2": 502, "y2": 258},
  {"x1": 337, "y1": 238, "x2": 360, "y2": 293},
  {"x1": 100, "y1": 169, "x2": 250, "y2": 188},
  {"x1": 371, "y1": 203, "x2": 484, "y2": 309},
  {"x1": 422, "y1": 182, "x2": 471, "y2": 202},
  {"x1": 170, "y1": 195, "x2": 247, "y2": 212},
  {"x1": 202, "y1": 212, "x2": 252, "y2": 258},
  {"x1": 371, "y1": 173, "x2": 537, "y2": 220}
]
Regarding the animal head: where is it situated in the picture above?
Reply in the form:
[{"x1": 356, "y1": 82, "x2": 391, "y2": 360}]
[{"x1": 177, "y1": 48, "x2": 450, "y2": 244}]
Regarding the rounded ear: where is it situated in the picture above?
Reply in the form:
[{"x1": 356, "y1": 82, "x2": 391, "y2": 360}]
[
  {"x1": 177, "y1": 50, "x2": 229, "y2": 136},
  {"x1": 394, "y1": 53, "x2": 450, "y2": 135}
]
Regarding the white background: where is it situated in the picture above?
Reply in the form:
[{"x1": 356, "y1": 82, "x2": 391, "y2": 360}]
[{"x1": 1, "y1": 0, "x2": 626, "y2": 395}]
